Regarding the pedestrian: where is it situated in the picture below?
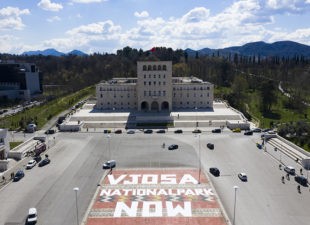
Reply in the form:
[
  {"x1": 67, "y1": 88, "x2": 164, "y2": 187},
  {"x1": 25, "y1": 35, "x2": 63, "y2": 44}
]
[
  {"x1": 2, "y1": 176, "x2": 5, "y2": 183},
  {"x1": 11, "y1": 172, "x2": 14, "y2": 180},
  {"x1": 300, "y1": 168, "x2": 303, "y2": 175}
]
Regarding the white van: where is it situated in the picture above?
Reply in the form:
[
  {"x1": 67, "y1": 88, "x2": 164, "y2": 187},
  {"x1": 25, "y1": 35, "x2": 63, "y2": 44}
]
[
  {"x1": 27, "y1": 208, "x2": 37, "y2": 224},
  {"x1": 284, "y1": 166, "x2": 295, "y2": 175}
]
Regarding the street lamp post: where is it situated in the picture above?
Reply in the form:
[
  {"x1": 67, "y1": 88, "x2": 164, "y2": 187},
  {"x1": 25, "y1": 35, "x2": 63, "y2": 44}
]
[
  {"x1": 113, "y1": 107, "x2": 115, "y2": 132},
  {"x1": 233, "y1": 186, "x2": 239, "y2": 225},
  {"x1": 107, "y1": 135, "x2": 111, "y2": 160},
  {"x1": 198, "y1": 134, "x2": 201, "y2": 184},
  {"x1": 195, "y1": 107, "x2": 198, "y2": 129},
  {"x1": 73, "y1": 187, "x2": 79, "y2": 225}
]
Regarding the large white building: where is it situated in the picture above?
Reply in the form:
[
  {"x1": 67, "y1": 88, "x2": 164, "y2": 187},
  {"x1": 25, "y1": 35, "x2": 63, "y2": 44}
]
[{"x1": 96, "y1": 61, "x2": 213, "y2": 111}]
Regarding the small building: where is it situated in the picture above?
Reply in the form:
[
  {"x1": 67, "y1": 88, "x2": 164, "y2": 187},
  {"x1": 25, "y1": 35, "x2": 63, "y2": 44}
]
[{"x1": 0, "y1": 128, "x2": 9, "y2": 160}]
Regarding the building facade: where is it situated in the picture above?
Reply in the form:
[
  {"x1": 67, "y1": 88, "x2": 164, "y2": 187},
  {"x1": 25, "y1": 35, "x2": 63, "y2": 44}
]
[
  {"x1": 96, "y1": 61, "x2": 213, "y2": 111},
  {"x1": 0, "y1": 61, "x2": 42, "y2": 101}
]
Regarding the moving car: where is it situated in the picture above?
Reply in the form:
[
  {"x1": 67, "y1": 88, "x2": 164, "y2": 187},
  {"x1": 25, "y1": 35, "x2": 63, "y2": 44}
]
[
  {"x1": 207, "y1": 143, "x2": 214, "y2": 150},
  {"x1": 45, "y1": 129, "x2": 55, "y2": 134},
  {"x1": 174, "y1": 129, "x2": 183, "y2": 134},
  {"x1": 209, "y1": 167, "x2": 220, "y2": 176},
  {"x1": 192, "y1": 129, "x2": 202, "y2": 133},
  {"x1": 252, "y1": 128, "x2": 261, "y2": 133},
  {"x1": 27, "y1": 208, "x2": 37, "y2": 224},
  {"x1": 295, "y1": 176, "x2": 308, "y2": 186},
  {"x1": 262, "y1": 128, "x2": 272, "y2": 132},
  {"x1": 238, "y1": 173, "x2": 248, "y2": 181},
  {"x1": 144, "y1": 129, "x2": 153, "y2": 134},
  {"x1": 156, "y1": 129, "x2": 166, "y2": 133},
  {"x1": 127, "y1": 130, "x2": 135, "y2": 134},
  {"x1": 212, "y1": 128, "x2": 221, "y2": 133},
  {"x1": 267, "y1": 130, "x2": 277, "y2": 134},
  {"x1": 115, "y1": 129, "x2": 122, "y2": 134},
  {"x1": 26, "y1": 160, "x2": 36, "y2": 169},
  {"x1": 168, "y1": 144, "x2": 178, "y2": 150},
  {"x1": 284, "y1": 166, "x2": 295, "y2": 175},
  {"x1": 103, "y1": 160, "x2": 116, "y2": 169},
  {"x1": 14, "y1": 170, "x2": 25, "y2": 182},
  {"x1": 244, "y1": 130, "x2": 253, "y2": 135},
  {"x1": 232, "y1": 128, "x2": 241, "y2": 133},
  {"x1": 39, "y1": 158, "x2": 51, "y2": 167}
]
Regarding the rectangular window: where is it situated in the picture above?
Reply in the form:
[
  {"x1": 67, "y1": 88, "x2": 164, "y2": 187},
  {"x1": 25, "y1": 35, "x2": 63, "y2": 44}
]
[
  {"x1": 154, "y1": 81, "x2": 156, "y2": 85},
  {"x1": 194, "y1": 93, "x2": 196, "y2": 97},
  {"x1": 149, "y1": 74, "x2": 151, "y2": 78},
  {"x1": 149, "y1": 81, "x2": 151, "y2": 85},
  {"x1": 173, "y1": 93, "x2": 176, "y2": 97},
  {"x1": 149, "y1": 91, "x2": 151, "y2": 96},
  {"x1": 159, "y1": 81, "x2": 161, "y2": 85},
  {"x1": 100, "y1": 94, "x2": 103, "y2": 98},
  {"x1": 159, "y1": 91, "x2": 161, "y2": 96},
  {"x1": 163, "y1": 91, "x2": 166, "y2": 96},
  {"x1": 187, "y1": 93, "x2": 189, "y2": 97},
  {"x1": 154, "y1": 74, "x2": 156, "y2": 78},
  {"x1": 144, "y1": 81, "x2": 146, "y2": 85},
  {"x1": 187, "y1": 102, "x2": 189, "y2": 105},
  {"x1": 207, "y1": 87, "x2": 210, "y2": 90},
  {"x1": 200, "y1": 94, "x2": 203, "y2": 97},
  {"x1": 153, "y1": 91, "x2": 156, "y2": 96},
  {"x1": 163, "y1": 74, "x2": 166, "y2": 78},
  {"x1": 144, "y1": 74, "x2": 146, "y2": 78},
  {"x1": 163, "y1": 81, "x2": 166, "y2": 85},
  {"x1": 159, "y1": 74, "x2": 161, "y2": 78},
  {"x1": 207, "y1": 93, "x2": 209, "y2": 97},
  {"x1": 144, "y1": 91, "x2": 146, "y2": 96}
]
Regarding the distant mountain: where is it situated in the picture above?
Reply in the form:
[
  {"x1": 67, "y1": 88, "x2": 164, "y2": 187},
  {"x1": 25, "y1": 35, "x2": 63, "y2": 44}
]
[
  {"x1": 67, "y1": 50, "x2": 87, "y2": 56},
  {"x1": 22, "y1": 48, "x2": 87, "y2": 56},
  {"x1": 186, "y1": 41, "x2": 310, "y2": 58}
]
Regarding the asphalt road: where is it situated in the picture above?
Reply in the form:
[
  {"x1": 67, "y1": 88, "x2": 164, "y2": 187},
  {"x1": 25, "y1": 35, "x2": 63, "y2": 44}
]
[{"x1": 0, "y1": 130, "x2": 310, "y2": 225}]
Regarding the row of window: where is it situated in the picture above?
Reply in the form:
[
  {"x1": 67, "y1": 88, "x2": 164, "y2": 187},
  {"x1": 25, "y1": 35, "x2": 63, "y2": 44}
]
[
  {"x1": 100, "y1": 102, "x2": 137, "y2": 106},
  {"x1": 173, "y1": 86, "x2": 210, "y2": 91},
  {"x1": 100, "y1": 94, "x2": 136, "y2": 98},
  {"x1": 173, "y1": 93, "x2": 209, "y2": 98},
  {"x1": 143, "y1": 65, "x2": 167, "y2": 71},
  {"x1": 144, "y1": 90, "x2": 166, "y2": 97},
  {"x1": 173, "y1": 101, "x2": 210, "y2": 105},
  {"x1": 144, "y1": 81, "x2": 166, "y2": 86},
  {"x1": 99, "y1": 87, "x2": 135, "y2": 91},
  {"x1": 143, "y1": 74, "x2": 166, "y2": 79}
]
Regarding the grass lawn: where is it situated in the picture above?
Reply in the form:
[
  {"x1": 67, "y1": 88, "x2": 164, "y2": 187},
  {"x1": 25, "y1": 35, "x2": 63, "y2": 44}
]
[
  {"x1": 9, "y1": 141, "x2": 23, "y2": 150},
  {"x1": 0, "y1": 86, "x2": 95, "y2": 130}
]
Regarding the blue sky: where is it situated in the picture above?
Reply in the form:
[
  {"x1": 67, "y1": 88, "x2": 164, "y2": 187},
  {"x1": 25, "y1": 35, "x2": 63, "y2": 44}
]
[{"x1": 1, "y1": 0, "x2": 310, "y2": 54}]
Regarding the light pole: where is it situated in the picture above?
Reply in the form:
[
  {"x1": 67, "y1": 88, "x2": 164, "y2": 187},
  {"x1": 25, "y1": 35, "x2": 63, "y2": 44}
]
[
  {"x1": 198, "y1": 134, "x2": 201, "y2": 184},
  {"x1": 73, "y1": 187, "x2": 79, "y2": 225},
  {"x1": 195, "y1": 107, "x2": 198, "y2": 129},
  {"x1": 233, "y1": 186, "x2": 239, "y2": 225},
  {"x1": 107, "y1": 135, "x2": 111, "y2": 160},
  {"x1": 113, "y1": 107, "x2": 115, "y2": 132}
]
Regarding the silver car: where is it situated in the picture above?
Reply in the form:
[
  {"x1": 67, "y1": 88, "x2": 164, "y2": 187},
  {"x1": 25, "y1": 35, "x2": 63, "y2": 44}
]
[{"x1": 26, "y1": 160, "x2": 37, "y2": 169}]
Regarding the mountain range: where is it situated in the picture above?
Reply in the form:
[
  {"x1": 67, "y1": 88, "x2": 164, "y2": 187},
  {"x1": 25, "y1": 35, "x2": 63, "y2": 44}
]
[
  {"x1": 21, "y1": 41, "x2": 310, "y2": 58},
  {"x1": 22, "y1": 49, "x2": 87, "y2": 56},
  {"x1": 185, "y1": 41, "x2": 310, "y2": 58}
]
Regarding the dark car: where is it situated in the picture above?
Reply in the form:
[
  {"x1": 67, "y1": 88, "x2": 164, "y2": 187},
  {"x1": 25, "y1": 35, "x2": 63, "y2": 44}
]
[
  {"x1": 45, "y1": 129, "x2": 55, "y2": 134},
  {"x1": 295, "y1": 176, "x2": 308, "y2": 186},
  {"x1": 244, "y1": 130, "x2": 253, "y2": 135},
  {"x1": 174, "y1": 129, "x2": 183, "y2": 134},
  {"x1": 115, "y1": 129, "x2": 122, "y2": 134},
  {"x1": 262, "y1": 128, "x2": 272, "y2": 132},
  {"x1": 144, "y1": 129, "x2": 153, "y2": 134},
  {"x1": 33, "y1": 155, "x2": 42, "y2": 163},
  {"x1": 212, "y1": 129, "x2": 221, "y2": 133},
  {"x1": 192, "y1": 129, "x2": 202, "y2": 133},
  {"x1": 168, "y1": 144, "x2": 178, "y2": 150},
  {"x1": 252, "y1": 128, "x2": 261, "y2": 133},
  {"x1": 156, "y1": 129, "x2": 166, "y2": 133},
  {"x1": 39, "y1": 158, "x2": 51, "y2": 167},
  {"x1": 103, "y1": 160, "x2": 116, "y2": 169},
  {"x1": 209, "y1": 167, "x2": 220, "y2": 176},
  {"x1": 13, "y1": 170, "x2": 24, "y2": 182},
  {"x1": 207, "y1": 143, "x2": 214, "y2": 150}
]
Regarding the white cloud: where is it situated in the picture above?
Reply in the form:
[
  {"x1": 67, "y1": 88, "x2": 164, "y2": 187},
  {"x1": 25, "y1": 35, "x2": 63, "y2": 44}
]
[
  {"x1": 72, "y1": 0, "x2": 106, "y2": 3},
  {"x1": 37, "y1": 0, "x2": 63, "y2": 12},
  {"x1": 0, "y1": 7, "x2": 30, "y2": 30},
  {"x1": 134, "y1": 11, "x2": 149, "y2": 18},
  {"x1": 66, "y1": 20, "x2": 121, "y2": 35},
  {"x1": 47, "y1": 16, "x2": 61, "y2": 22}
]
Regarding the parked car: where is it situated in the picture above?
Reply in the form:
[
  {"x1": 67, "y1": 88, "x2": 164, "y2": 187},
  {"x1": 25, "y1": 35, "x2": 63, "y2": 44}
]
[
  {"x1": 27, "y1": 208, "x2": 37, "y2": 224},
  {"x1": 209, "y1": 167, "x2": 220, "y2": 176},
  {"x1": 45, "y1": 129, "x2": 55, "y2": 134},
  {"x1": 104, "y1": 129, "x2": 111, "y2": 134},
  {"x1": 144, "y1": 129, "x2": 153, "y2": 134},
  {"x1": 115, "y1": 129, "x2": 122, "y2": 134},
  {"x1": 252, "y1": 128, "x2": 261, "y2": 133},
  {"x1": 39, "y1": 158, "x2": 51, "y2": 167},
  {"x1": 244, "y1": 130, "x2": 253, "y2": 135},
  {"x1": 26, "y1": 160, "x2": 36, "y2": 169},
  {"x1": 267, "y1": 130, "x2": 277, "y2": 134},
  {"x1": 232, "y1": 128, "x2": 241, "y2": 133},
  {"x1": 127, "y1": 130, "x2": 135, "y2": 134},
  {"x1": 156, "y1": 129, "x2": 166, "y2": 133},
  {"x1": 212, "y1": 128, "x2": 221, "y2": 133},
  {"x1": 295, "y1": 176, "x2": 308, "y2": 186},
  {"x1": 13, "y1": 170, "x2": 25, "y2": 182},
  {"x1": 192, "y1": 129, "x2": 202, "y2": 133},
  {"x1": 174, "y1": 129, "x2": 183, "y2": 134},
  {"x1": 207, "y1": 143, "x2": 214, "y2": 150},
  {"x1": 262, "y1": 128, "x2": 272, "y2": 132},
  {"x1": 284, "y1": 166, "x2": 295, "y2": 175},
  {"x1": 103, "y1": 160, "x2": 116, "y2": 169},
  {"x1": 238, "y1": 173, "x2": 248, "y2": 181},
  {"x1": 33, "y1": 155, "x2": 42, "y2": 163},
  {"x1": 168, "y1": 144, "x2": 178, "y2": 150}
]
